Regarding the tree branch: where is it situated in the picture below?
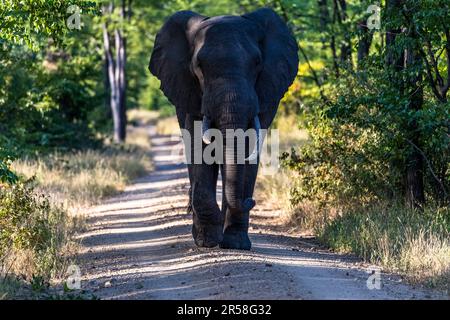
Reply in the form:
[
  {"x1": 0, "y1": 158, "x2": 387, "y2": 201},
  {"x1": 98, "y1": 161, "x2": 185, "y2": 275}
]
[{"x1": 297, "y1": 43, "x2": 329, "y2": 103}]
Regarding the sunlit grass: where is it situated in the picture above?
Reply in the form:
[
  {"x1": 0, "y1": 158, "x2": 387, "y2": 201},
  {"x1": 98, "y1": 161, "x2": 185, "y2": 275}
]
[
  {"x1": 156, "y1": 116, "x2": 180, "y2": 136},
  {"x1": 127, "y1": 108, "x2": 159, "y2": 126},
  {"x1": 320, "y1": 204, "x2": 450, "y2": 289},
  {"x1": 256, "y1": 113, "x2": 309, "y2": 223},
  {"x1": 13, "y1": 128, "x2": 152, "y2": 214},
  {"x1": 271, "y1": 113, "x2": 309, "y2": 153}
]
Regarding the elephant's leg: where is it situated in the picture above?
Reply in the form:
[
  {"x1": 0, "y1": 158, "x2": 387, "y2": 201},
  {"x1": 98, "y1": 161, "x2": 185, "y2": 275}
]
[
  {"x1": 183, "y1": 114, "x2": 222, "y2": 247},
  {"x1": 191, "y1": 163, "x2": 223, "y2": 247},
  {"x1": 220, "y1": 162, "x2": 258, "y2": 250},
  {"x1": 183, "y1": 114, "x2": 196, "y2": 216}
]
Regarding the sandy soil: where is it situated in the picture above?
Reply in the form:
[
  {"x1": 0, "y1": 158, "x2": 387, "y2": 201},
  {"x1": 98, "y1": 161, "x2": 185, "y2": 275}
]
[{"x1": 77, "y1": 126, "x2": 446, "y2": 300}]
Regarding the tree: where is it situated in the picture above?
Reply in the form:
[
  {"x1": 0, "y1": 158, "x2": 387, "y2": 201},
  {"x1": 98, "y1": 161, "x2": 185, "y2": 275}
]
[
  {"x1": 102, "y1": 1, "x2": 131, "y2": 143},
  {"x1": 282, "y1": 0, "x2": 449, "y2": 208},
  {"x1": 356, "y1": 0, "x2": 372, "y2": 68}
]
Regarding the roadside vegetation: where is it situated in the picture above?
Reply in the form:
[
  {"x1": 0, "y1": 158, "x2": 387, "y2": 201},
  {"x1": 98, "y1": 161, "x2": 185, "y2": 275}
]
[
  {"x1": 321, "y1": 204, "x2": 449, "y2": 288},
  {"x1": 258, "y1": 115, "x2": 450, "y2": 289},
  {"x1": 0, "y1": 182, "x2": 73, "y2": 299},
  {"x1": 258, "y1": 111, "x2": 449, "y2": 289},
  {"x1": 257, "y1": 1, "x2": 449, "y2": 291},
  {"x1": 156, "y1": 116, "x2": 181, "y2": 136},
  {"x1": 13, "y1": 126, "x2": 152, "y2": 214},
  {"x1": 0, "y1": 1, "x2": 160, "y2": 299},
  {"x1": 1, "y1": 114, "x2": 152, "y2": 299}
]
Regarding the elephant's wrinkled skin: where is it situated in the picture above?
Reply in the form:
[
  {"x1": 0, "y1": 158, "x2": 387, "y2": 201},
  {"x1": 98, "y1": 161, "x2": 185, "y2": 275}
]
[{"x1": 149, "y1": 8, "x2": 298, "y2": 250}]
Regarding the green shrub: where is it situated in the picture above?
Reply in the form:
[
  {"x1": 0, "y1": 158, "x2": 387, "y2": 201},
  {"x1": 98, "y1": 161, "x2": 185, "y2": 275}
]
[
  {"x1": 0, "y1": 160, "x2": 18, "y2": 185},
  {"x1": 0, "y1": 181, "x2": 70, "y2": 284},
  {"x1": 0, "y1": 137, "x2": 18, "y2": 185}
]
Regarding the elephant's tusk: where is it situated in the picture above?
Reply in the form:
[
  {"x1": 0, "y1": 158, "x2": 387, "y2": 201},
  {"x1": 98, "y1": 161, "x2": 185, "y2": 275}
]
[
  {"x1": 202, "y1": 116, "x2": 212, "y2": 144},
  {"x1": 245, "y1": 116, "x2": 262, "y2": 162}
]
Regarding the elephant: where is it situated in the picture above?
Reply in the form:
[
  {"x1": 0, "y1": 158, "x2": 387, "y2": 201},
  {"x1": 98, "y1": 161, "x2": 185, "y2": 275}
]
[{"x1": 149, "y1": 8, "x2": 298, "y2": 250}]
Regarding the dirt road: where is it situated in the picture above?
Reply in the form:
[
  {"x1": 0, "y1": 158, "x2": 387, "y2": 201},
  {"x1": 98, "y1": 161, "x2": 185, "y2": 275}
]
[{"x1": 78, "y1": 127, "x2": 444, "y2": 300}]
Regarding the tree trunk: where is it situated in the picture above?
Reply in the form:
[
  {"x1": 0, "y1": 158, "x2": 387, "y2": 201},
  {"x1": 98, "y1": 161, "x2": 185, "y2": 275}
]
[
  {"x1": 103, "y1": 51, "x2": 111, "y2": 117},
  {"x1": 318, "y1": 0, "x2": 330, "y2": 50},
  {"x1": 385, "y1": 0, "x2": 425, "y2": 208},
  {"x1": 404, "y1": 20, "x2": 425, "y2": 208},
  {"x1": 357, "y1": 18, "x2": 372, "y2": 68},
  {"x1": 385, "y1": 0, "x2": 403, "y2": 69},
  {"x1": 102, "y1": 2, "x2": 128, "y2": 143},
  {"x1": 335, "y1": 0, "x2": 352, "y2": 68},
  {"x1": 329, "y1": 0, "x2": 339, "y2": 77}
]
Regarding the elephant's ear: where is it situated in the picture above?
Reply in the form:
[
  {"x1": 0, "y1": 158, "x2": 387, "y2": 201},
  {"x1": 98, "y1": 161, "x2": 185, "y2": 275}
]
[
  {"x1": 149, "y1": 11, "x2": 206, "y2": 128},
  {"x1": 243, "y1": 8, "x2": 299, "y2": 114}
]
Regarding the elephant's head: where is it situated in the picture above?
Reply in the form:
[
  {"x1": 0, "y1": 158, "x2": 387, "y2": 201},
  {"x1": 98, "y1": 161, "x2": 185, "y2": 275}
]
[{"x1": 149, "y1": 8, "x2": 298, "y2": 214}]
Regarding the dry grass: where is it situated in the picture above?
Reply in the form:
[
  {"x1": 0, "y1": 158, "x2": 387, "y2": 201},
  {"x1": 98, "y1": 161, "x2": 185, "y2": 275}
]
[
  {"x1": 271, "y1": 113, "x2": 309, "y2": 153},
  {"x1": 255, "y1": 169, "x2": 292, "y2": 220},
  {"x1": 13, "y1": 127, "x2": 152, "y2": 214},
  {"x1": 127, "y1": 108, "x2": 159, "y2": 126},
  {"x1": 256, "y1": 174, "x2": 325, "y2": 235},
  {"x1": 255, "y1": 113, "x2": 309, "y2": 224},
  {"x1": 156, "y1": 116, "x2": 180, "y2": 136},
  {"x1": 258, "y1": 177, "x2": 450, "y2": 289},
  {"x1": 320, "y1": 204, "x2": 450, "y2": 289},
  {"x1": 398, "y1": 231, "x2": 450, "y2": 287}
]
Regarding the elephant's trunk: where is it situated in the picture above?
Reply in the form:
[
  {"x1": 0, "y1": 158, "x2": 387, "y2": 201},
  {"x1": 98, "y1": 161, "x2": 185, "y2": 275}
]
[
  {"x1": 223, "y1": 164, "x2": 255, "y2": 214},
  {"x1": 223, "y1": 162, "x2": 245, "y2": 213},
  {"x1": 222, "y1": 122, "x2": 256, "y2": 214}
]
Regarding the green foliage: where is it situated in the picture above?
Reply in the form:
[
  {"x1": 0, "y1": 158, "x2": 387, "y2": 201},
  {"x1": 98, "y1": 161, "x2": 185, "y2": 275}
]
[
  {"x1": 0, "y1": 161, "x2": 18, "y2": 185},
  {"x1": 282, "y1": 0, "x2": 450, "y2": 208},
  {"x1": 0, "y1": 181, "x2": 69, "y2": 281},
  {"x1": 0, "y1": 0, "x2": 103, "y2": 185},
  {"x1": 0, "y1": 0, "x2": 98, "y2": 51},
  {"x1": 0, "y1": 138, "x2": 18, "y2": 185}
]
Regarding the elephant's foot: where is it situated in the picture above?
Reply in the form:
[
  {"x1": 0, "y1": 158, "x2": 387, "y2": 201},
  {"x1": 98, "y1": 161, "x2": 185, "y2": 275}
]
[
  {"x1": 220, "y1": 209, "x2": 251, "y2": 250},
  {"x1": 192, "y1": 223, "x2": 223, "y2": 248},
  {"x1": 219, "y1": 229, "x2": 251, "y2": 250}
]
